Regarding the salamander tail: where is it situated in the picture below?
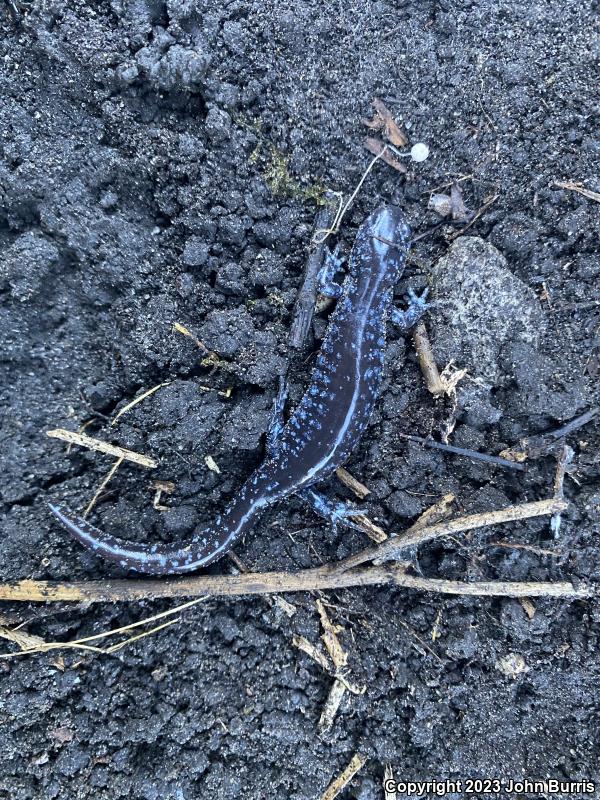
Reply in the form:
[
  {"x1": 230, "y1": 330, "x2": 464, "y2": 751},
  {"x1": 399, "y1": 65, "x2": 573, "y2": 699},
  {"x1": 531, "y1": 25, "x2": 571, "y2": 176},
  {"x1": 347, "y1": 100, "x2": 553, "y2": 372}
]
[{"x1": 48, "y1": 503, "x2": 220, "y2": 575}]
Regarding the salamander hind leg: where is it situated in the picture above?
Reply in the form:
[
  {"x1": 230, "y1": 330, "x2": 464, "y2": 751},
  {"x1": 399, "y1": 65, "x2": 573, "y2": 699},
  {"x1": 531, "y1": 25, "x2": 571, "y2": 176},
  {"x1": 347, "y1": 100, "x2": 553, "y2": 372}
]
[
  {"x1": 301, "y1": 488, "x2": 365, "y2": 533},
  {"x1": 390, "y1": 288, "x2": 432, "y2": 332}
]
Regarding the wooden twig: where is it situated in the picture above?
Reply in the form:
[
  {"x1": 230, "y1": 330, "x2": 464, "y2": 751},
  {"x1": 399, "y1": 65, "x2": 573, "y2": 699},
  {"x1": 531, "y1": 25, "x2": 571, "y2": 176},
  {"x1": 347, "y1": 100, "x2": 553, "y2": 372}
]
[
  {"x1": 47, "y1": 429, "x2": 157, "y2": 469},
  {"x1": 0, "y1": 498, "x2": 586, "y2": 606},
  {"x1": 412, "y1": 322, "x2": 445, "y2": 396},
  {"x1": 552, "y1": 180, "x2": 600, "y2": 204},
  {"x1": 0, "y1": 566, "x2": 590, "y2": 609},
  {"x1": 333, "y1": 498, "x2": 566, "y2": 573},
  {"x1": 398, "y1": 432, "x2": 526, "y2": 472},
  {"x1": 289, "y1": 200, "x2": 337, "y2": 349},
  {"x1": 508, "y1": 406, "x2": 599, "y2": 461},
  {"x1": 335, "y1": 467, "x2": 371, "y2": 499},
  {"x1": 348, "y1": 513, "x2": 389, "y2": 544},
  {"x1": 372, "y1": 493, "x2": 455, "y2": 565},
  {"x1": 320, "y1": 754, "x2": 366, "y2": 800},
  {"x1": 548, "y1": 406, "x2": 599, "y2": 440}
]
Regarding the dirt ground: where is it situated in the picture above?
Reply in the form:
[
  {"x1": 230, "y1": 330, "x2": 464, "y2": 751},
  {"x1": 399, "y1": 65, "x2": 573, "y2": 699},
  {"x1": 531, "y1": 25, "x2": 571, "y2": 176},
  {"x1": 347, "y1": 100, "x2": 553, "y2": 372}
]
[{"x1": 1, "y1": 1, "x2": 599, "y2": 798}]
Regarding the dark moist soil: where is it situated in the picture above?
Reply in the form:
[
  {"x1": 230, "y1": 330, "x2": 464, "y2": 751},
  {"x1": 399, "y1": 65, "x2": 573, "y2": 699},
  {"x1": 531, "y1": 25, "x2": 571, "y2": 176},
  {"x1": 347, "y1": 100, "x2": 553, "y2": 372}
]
[{"x1": 1, "y1": 1, "x2": 599, "y2": 798}]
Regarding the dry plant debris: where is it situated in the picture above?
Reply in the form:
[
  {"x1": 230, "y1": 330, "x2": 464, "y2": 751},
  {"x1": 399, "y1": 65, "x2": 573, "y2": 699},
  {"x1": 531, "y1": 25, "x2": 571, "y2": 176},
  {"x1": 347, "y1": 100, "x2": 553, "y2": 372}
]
[
  {"x1": 319, "y1": 753, "x2": 366, "y2": 800},
  {"x1": 552, "y1": 180, "x2": 600, "y2": 203},
  {"x1": 412, "y1": 322, "x2": 446, "y2": 397},
  {"x1": 335, "y1": 467, "x2": 371, "y2": 499},
  {"x1": 446, "y1": 191, "x2": 499, "y2": 240},
  {"x1": 293, "y1": 599, "x2": 364, "y2": 734},
  {"x1": 171, "y1": 321, "x2": 212, "y2": 353},
  {"x1": 152, "y1": 480, "x2": 175, "y2": 511},
  {"x1": 83, "y1": 456, "x2": 124, "y2": 518},
  {"x1": 363, "y1": 98, "x2": 408, "y2": 147},
  {"x1": 0, "y1": 599, "x2": 207, "y2": 660},
  {"x1": 47, "y1": 428, "x2": 157, "y2": 469},
  {"x1": 364, "y1": 137, "x2": 408, "y2": 174},
  {"x1": 428, "y1": 181, "x2": 473, "y2": 222},
  {"x1": 111, "y1": 381, "x2": 172, "y2": 426}
]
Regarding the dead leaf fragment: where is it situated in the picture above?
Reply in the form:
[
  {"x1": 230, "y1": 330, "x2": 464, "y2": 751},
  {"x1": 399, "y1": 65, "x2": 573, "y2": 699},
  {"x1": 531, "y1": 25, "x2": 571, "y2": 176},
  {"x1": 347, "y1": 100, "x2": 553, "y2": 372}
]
[
  {"x1": 364, "y1": 98, "x2": 408, "y2": 147},
  {"x1": 364, "y1": 137, "x2": 407, "y2": 174}
]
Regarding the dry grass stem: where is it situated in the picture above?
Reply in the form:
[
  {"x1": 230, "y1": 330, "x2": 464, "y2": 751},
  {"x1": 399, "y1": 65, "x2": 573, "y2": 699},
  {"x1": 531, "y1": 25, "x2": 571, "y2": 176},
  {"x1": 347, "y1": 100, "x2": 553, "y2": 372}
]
[
  {"x1": 83, "y1": 457, "x2": 124, "y2": 518},
  {"x1": 111, "y1": 382, "x2": 172, "y2": 426},
  {"x1": 0, "y1": 598, "x2": 207, "y2": 659}
]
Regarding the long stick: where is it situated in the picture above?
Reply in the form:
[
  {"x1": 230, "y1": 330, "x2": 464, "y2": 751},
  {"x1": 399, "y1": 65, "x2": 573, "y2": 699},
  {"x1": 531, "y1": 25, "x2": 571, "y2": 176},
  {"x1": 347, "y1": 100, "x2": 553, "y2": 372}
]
[
  {"x1": 332, "y1": 498, "x2": 566, "y2": 573},
  {"x1": 0, "y1": 497, "x2": 578, "y2": 604},
  {"x1": 0, "y1": 565, "x2": 591, "y2": 604}
]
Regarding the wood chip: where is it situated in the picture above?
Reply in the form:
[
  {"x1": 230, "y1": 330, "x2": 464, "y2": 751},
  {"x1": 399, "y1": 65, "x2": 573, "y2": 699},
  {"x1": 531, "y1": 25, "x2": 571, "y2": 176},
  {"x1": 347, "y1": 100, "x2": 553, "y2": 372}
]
[
  {"x1": 335, "y1": 467, "x2": 371, "y2": 499},
  {"x1": 318, "y1": 678, "x2": 347, "y2": 734}
]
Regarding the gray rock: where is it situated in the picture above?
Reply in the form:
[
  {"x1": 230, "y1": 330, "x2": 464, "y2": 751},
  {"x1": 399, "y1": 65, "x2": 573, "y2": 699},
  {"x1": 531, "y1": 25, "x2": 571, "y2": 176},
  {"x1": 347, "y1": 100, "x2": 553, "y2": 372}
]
[{"x1": 431, "y1": 236, "x2": 544, "y2": 384}]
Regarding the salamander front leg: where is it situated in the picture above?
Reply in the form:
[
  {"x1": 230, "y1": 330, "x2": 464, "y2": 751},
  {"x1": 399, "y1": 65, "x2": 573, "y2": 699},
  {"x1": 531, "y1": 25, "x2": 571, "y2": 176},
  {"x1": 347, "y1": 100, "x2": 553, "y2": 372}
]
[
  {"x1": 266, "y1": 376, "x2": 288, "y2": 457},
  {"x1": 391, "y1": 288, "x2": 431, "y2": 332},
  {"x1": 316, "y1": 244, "x2": 345, "y2": 299},
  {"x1": 301, "y1": 488, "x2": 365, "y2": 533}
]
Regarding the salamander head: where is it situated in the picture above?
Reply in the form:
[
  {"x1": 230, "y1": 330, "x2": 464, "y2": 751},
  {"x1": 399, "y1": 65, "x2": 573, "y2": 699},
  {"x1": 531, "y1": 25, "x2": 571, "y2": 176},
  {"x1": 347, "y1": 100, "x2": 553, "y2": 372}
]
[
  {"x1": 352, "y1": 206, "x2": 412, "y2": 289},
  {"x1": 362, "y1": 205, "x2": 411, "y2": 253}
]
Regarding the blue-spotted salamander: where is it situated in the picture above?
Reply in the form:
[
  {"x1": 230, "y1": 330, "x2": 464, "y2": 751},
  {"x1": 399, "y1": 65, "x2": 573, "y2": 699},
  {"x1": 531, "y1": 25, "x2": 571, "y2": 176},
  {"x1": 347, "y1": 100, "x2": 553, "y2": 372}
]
[{"x1": 49, "y1": 205, "x2": 429, "y2": 574}]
